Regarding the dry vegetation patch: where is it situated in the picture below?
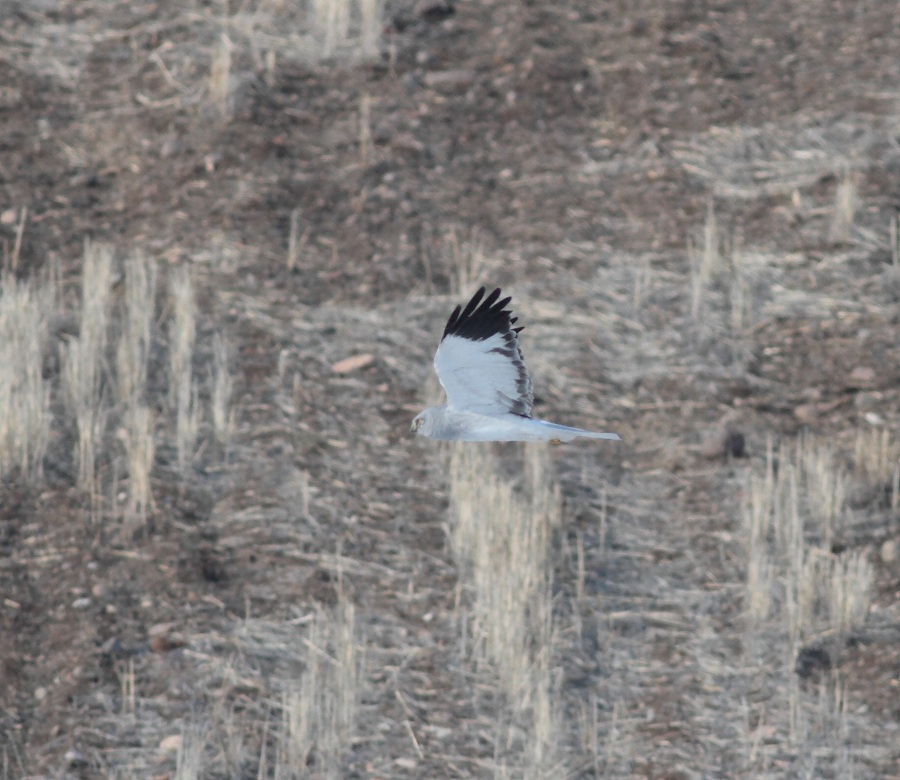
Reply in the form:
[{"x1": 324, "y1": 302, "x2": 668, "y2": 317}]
[{"x1": 1, "y1": 1, "x2": 899, "y2": 779}]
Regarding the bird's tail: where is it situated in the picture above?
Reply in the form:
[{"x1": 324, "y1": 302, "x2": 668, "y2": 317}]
[{"x1": 536, "y1": 420, "x2": 621, "y2": 443}]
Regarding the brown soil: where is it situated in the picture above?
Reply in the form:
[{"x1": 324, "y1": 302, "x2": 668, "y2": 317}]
[{"x1": 1, "y1": 1, "x2": 898, "y2": 778}]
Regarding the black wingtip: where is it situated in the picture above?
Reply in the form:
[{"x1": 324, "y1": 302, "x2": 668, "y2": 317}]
[{"x1": 441, "y1": 286, "x2": 521, "y2": 343}]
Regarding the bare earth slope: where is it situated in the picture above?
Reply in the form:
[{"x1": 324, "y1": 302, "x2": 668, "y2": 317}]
[{"x1": 1, "y1": 1, "x2": 898, "y2": 778}]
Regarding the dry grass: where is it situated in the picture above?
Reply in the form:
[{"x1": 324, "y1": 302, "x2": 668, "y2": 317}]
[
  {"x1": 275, "y1": 594, "x2": 362, "y2": 780},
  {"x1": 743, "y1": 446, "x2": 776, "y2": 626},
  {"x1": 742, "y1": 434, "x2": 864, "y2": 644},
  {"x1": 0, "y1": 274, "x2": 53, "y2": 480},
  {"x1": 313, "y1": 0, "x2": 383, "y2": 60},
  {"x1": 828, "y1": 550, "x2": 873, "y2": 645},
  {"x1": 117, "y1": 252, "x2": 158, "y2": 522},
  {"x1": 8, "y1": 206, "x2": 27, "y2": 272},
  {"x1": 830, "y1": 169, "x2": 858, "y2": 244},
  {"x1": 854, "y1": 428, "x2": 899, "y2": 510},
  {"x1": 743, "y1": 434, "x2": 875, "y2": 665},
  {"x1": 208, "y1": 34, "x2": 234, "y2": 119},
  {"x1": 729, "y1": 242, "x2": 751, "y2": 337},
  {"x1": 285, "y1": 208, "x2": 307, "y2": 272},
  {"x1": 116, "y1": 252, "x2": 156, "y2": 407},
  {"x1": 739, "y1": 433, "x2": 884, "y2": 775},
  {"x1": 449, "y1": 443, "x2": 563, "y2": 775},
  {"x1": 62, "y1": 241, "x2": 114, "y2": 498},
  {"x1": 443, "y1": 230, "x2": 488, "y2": 296},
  {"x1": 174, "y1": 725, "x2": 207, "y2": 780},
  {"x1": 210, "y1": 332, "x2": 234, "y2": 449},
  {"x1": 219, "y1": 0, "x2": 385, "y2": 67},
  {"x1": 689, "y1": 201, "x2": 724, "y2": 320},
  {"x1": 672, "y1": 118, "x2": 892, "y2": 199},
  {"x1": 686, "y1": 207, "x2": 757, "y2": 341},
  {"x1": 121, "y1": 404, "x2": 155, "y2": 523},
  {"x1": 358, "y1": 92, "x2": 372, "y2": 167},
  {"x1": 169, "y1": 266, "x2": 200, "y2": 475},
  {"x1": 3, "y1": 3, "x2": 899, "y2": 779},
  {"x1": 890, "y1": 214, "x2": 900, "y2": 267}
]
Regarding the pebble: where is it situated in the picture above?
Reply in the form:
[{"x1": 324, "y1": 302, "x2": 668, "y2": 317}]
[
  {"x1": 700, "y1": 427, "x2": 746, "y2": 459},
  {"x1": 64, "y1": 749, "x2": 87, "y2": 767},
  {"x1": 794, "y1": 403, "x2": 818, "y2": 425},
  {"x1": 331, "y1": 353, "x2": 374, "y2": 374},
  {"x1": 159, "y1": 734, "x2": 183, "y2": 754},
  {"x1": 848, "y1": 365, "x2": 876, "y2": 386}
]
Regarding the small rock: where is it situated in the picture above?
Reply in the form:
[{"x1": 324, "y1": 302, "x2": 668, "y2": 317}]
[
  {"x1": 390, "y1": 133, "x2": 426, "y2": 155},
  {"x1": 0, "y1": 208, "x2": 18, "y2": 225},
  {"x1": 795, "y1": 644, "x2": 831, "y2": 679},
  {"x1": 331, "y1": 353, "x2": 374, "y2": 374},
  {"x1": 881, "y1": 539, "x2": 897, "y2": 564},
  {"x1": 150, "y1": 633, "x2": 186, "y2": 654},
  {"x1": 848, "y1": 365, "x2": 876, "y2": 387},
  {"x1": 149, "y1": 621, "x2": 186, "y2": 652},
  {"x1": 160, "y1": 137, "x2": 184, "y2": 158},
  {"x1": 100, "y1": 637, "x2": 129, "y2": 657},
  {"x1": 847, "y1": 479, "x2": 877, "y2": 509},
  {"x1": 794, "y1": 403, "x2": 818, "y2": 425},
  {"x1": 148, "y1": 621, "x2": 178, "y2": 638},
  {"x1": 64, "y1": 749, "x2": 87, "y2": 767},
  {"x1": 423, "y1": 724, "x2": 453, "y2": 739},
  {"x1": 700, "y1": 428, "x2": 728, "y2": 459},
  {"x1": 854, "y1": 391, "x2": 880, "y2": 410},
  {"x1": 724, "y1": 430, "x2": 746, "y2": 457},
  {"x1": 72, "y1": 597, "x2": 92, "y2": 610},
  {"x1": 159, "y1": 734, "x2": 183, "y2": 754},
  {"x1": 417, "y1": 0, "x2": 455, "y2": 22},
  {"x1": 700, "y1": 427, "x2": 745, "y2": 459},
  {"x1": 423, "y1": 69, "x2": 476, "y2": 90}
]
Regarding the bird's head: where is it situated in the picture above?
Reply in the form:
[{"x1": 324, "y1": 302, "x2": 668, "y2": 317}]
[{"x1": 410, "y1": 408, "x2": 437, "y2": 438}]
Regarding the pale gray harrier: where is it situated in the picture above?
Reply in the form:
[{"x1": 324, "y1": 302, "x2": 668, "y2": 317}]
[{"x1": 411, "y1": 287, "x2": 621, "y2": 443}]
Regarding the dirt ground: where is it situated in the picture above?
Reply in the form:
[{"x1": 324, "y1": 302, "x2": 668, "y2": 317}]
[{"x1": 1, "y1": 1, "x2": 899, "y2": 778}]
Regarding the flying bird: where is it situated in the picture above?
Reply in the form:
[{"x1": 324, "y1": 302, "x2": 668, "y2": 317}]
[{"x1": 411, "y1": 287, "x2": 621, "y2": 443}]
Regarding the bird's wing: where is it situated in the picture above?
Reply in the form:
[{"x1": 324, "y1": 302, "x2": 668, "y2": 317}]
[{"x1": 433, "y1": 287, "x2": 534, "y2": 417}]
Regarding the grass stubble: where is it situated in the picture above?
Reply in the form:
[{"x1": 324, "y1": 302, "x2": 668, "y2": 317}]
[
  {"x1": 211, "y1": 331, "x2": 235, "y2": 451},
  {"x1": 1, "y1": 243, "x2": 365, "y2": 776},
  {"x1": 0, "y1": 4, "x2": 386, "y2": 773},
  {"x1": 2, "y1": 204, "x2": 891, "y2": 780},
  {"x1": 449, "y1": 443, "x2": 564, "y2": 777},
  {"x1": 0, "y1": 269, "x2": 53, "y2": 480},
  {"x1": 61, "y1": 241, "x2": 114, "y2": 509},
  {"x1": 274, "y1": 593, "x2": 363, "y2": 780},
  {"x1": 117, "y1": 250, "x2": 157, "y2": 524},
  {"x1": 741, "y1": 433, "x2": 882, "y2": 774},
  {"x1": 0, "y1": 242, "x2": 238, "y2": 526},
  {"x1": 6, "y1": 2, "x2": 900, "y2": 777},
  {"x1": 169, "y1": 265, "x2": 201, "y2": 477}
]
